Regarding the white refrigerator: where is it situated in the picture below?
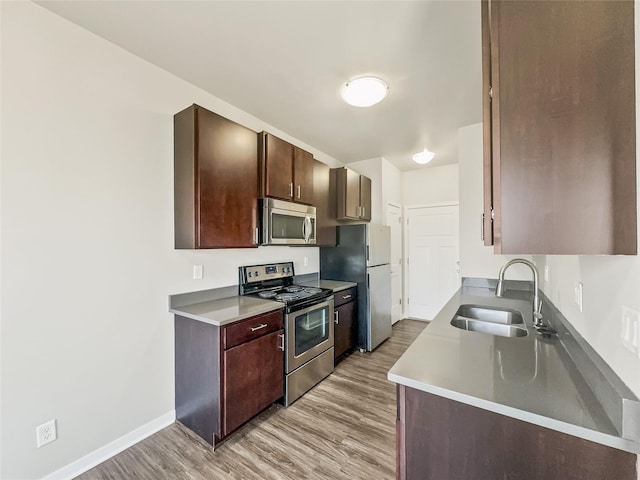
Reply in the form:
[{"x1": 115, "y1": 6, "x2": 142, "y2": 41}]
[{"x1": 320, "y1": 224, "x2": 392, "y2": 351}]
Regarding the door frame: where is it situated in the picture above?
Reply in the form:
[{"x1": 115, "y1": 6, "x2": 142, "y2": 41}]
[
  {"x1": 403, "y1": 202, "x2": 460, "y2": 320},
  {"x1": 386, "y1": 201, "x2": 403, "y2": 323}
]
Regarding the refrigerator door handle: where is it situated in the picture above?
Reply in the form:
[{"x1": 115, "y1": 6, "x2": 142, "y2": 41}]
[
  {"x1": 367, "y1": 273, "x2": 370, "y2": 288},
  {"x1": 366, "y1": 245, "x2": 370, "y2": 263}
]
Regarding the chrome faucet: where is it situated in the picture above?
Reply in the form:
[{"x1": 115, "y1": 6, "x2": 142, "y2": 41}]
[{"x1": 495, "y1": 259, "x2": 544, "y2": 328}]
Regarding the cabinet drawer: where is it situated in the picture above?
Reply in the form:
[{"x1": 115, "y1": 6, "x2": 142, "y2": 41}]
[
  {"x1": 334, "y1": 287, "x2": 357, "y2": 307},
  {"x1": 223, "y1": 309, "x2": 283, "y2": 350}
]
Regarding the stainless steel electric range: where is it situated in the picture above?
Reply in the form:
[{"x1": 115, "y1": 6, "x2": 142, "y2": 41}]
[{"x1": 239, "y1": 262, "x2": 334, "y2": 406}]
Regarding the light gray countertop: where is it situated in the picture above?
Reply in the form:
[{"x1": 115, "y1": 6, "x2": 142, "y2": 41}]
[
  {"x1": 388, "y1": 284, "x2": 640, "y2": 454},
  {"x1": 169, "y1": 295, "x2": 282, "y2": 327},
  {"x1": 297, "y1": 279, "x2": 357, "y2": 292}
]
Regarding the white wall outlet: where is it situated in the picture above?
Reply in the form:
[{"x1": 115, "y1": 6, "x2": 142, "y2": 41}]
[
  {"x1": 544, "y1": 264, "x2": 550, "y2": 283},
  {"x1": 193, "y1": 265, "x2": 203, "y2": 280},
  {"x1": 36, "y1": 419, "x2": 57, "y2": 448},
  {"x1": 303, "y1": 256, "x2": 309, "y2": 267},
  {"x1": 574, "y1": 281, "x2": 583, "y2": 312},
  {"x1": 621, "y1": 305, "x2": 639, "y2": 355}
]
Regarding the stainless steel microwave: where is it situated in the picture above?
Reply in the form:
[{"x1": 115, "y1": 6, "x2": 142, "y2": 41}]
[{"x1": 261, "y1": 198, "x2": 316, "y2": 245}]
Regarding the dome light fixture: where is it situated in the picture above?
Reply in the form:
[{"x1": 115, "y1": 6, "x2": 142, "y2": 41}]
[
  {"x1": 341, "y1": 76, "x2": 389, "y2": 107},
  {"x1": 412, "y1": 149, "x2": 435, "y2": 165}
]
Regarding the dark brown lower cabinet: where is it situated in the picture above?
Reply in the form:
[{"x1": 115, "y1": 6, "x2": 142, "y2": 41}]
[
  {"x1": 222, "y1": 329, "x2": 284, "y2": 435},
  {"x1": 396, "y1": 385, "x2": 638, "y2": 480},
  {"x1": 175, "y1": 309, "x2": 284, "y2": 447},
  {"x1": 334, "y1": 287, "x2": 357, "y2": 360}
]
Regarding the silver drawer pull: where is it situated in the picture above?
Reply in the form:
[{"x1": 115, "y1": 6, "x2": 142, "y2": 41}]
[
  {"x1": 342, "y1": 294, "x2": 352, "y2": 300},
  {"x1": 251, "y1": 323, "x2": 268, "y2": 332},
  {"x1": 334, "y1": 311, "x2": 339, "y2": 325}
]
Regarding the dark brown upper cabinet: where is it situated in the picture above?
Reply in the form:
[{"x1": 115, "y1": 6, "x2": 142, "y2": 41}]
[
  {"x1": 334, "y1": 167, "x2": 372, "y2": 222},
  {"x1": 482, "y1": 0, "x2": 637, "y2": 254},
  {"x1": 312, "y1": 159, "x2": 337, "y2": 246},
  {"x1": 174, "y1": 104, "x2": 259, "y2": 249},
  {"x1": 260, "y1": 132, "x2": 314, "y2": 205}
]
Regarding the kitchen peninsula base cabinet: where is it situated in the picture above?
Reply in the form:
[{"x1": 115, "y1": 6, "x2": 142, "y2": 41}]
[
  {"x1": 174, "y1": 104, "x2": 260, "y2": 249},
  {"x1": 396, "y1": 386, "x2": 638, "y2": 480},
  {"x1": 175, "y1": 309, "x2": 284, "y2": 447},
  {"x1": 333, "y1": 287, "x2": 357, "y2": 360}
]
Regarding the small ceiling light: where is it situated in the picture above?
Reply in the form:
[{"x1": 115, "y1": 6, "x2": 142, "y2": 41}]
[
  {"x1": 412, "y1": 149, "x2": 435, "y2": 164},
  {"x1": 341, "y1": 76, "x2": 389, "y2": 107}
]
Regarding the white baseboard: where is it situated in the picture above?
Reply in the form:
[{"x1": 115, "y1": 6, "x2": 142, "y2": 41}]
[{"x1": 41, "y1": 410, "x2": 176, "y2": 480}]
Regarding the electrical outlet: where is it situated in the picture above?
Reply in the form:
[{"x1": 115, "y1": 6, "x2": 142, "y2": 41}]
[
  {"x1": 574, "y1": 282, "x2": 583, "y2": 312},
  {"x1": 544, "y1": 264, "x2": 550, "y2": 283},
  {"x1": 36, "y1": 419, "x2": 57, "y2": 448},
  {"x1": 621, "y1": 305, "x2": 639, "y2": 355},
  {"x1": 193, "y1": 265, "x2": 203, "y2": 280}
]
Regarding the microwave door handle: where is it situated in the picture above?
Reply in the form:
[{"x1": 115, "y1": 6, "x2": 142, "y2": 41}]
[
  {"x1": 304, "y1": 216, "x2": 311, "y2": 243},
  {"x1": 301, "y1": 217, "x2": 307, "y2": 242}
]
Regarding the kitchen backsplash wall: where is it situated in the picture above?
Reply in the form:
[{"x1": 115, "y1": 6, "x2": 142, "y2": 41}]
[{"x1": 1, "y1": 2, "x2": 326, "y2": 478}]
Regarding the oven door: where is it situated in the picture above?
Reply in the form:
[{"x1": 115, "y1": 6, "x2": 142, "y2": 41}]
[
  {"x1": 286, "y1": 298, "x2": 334, "y2": 373},
  {"x1": 262, "y1": 198, "x2": 316, "y2": 245}
]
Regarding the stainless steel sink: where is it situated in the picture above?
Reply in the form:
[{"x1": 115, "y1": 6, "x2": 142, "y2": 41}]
[
  {"x1": 450, "y1": 317, "x2": 528, "y2": 337},
  {"x1": 450, "y1": 304, "x2": 528, "y2": 338},
  {"x1": 454, "y1": 304, "x2": 524, "y2": 325}
]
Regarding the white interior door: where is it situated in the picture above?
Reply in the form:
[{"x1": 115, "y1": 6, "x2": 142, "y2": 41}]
[
  {"x1": 386, "y1": 203, "x2": 403, "y2": 324},
  {"x1": 406, "y1": 204, "x2": 460, "y2": 320}
]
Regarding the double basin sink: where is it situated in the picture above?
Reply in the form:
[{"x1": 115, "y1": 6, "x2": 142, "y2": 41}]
[{"x1": 450, "y1": 304, "x2": 528, "y2": 338}]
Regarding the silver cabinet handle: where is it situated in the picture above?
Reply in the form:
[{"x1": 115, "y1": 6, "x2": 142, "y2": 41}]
[
  {"x1": 334, "y1": 311, "x2": 339, "y2": 325},
  {"x1": 278, "y1": 333, "x2": 285, "y2": 351},
  {"x1": 251, "y1": 323, "x2": 268, "y2": 332},
  {"x1": 481, "y1": 213, "x2": 485, "y2": 242},
  {"x1": 342, "y1": 294, "x2": 352, "y2": 300},
  {"x1": 297, "y1": 184, "x2": 301, "y2": 199},
  {"x1": 289, "y1": 182, "x2": 294, "y2": 198},
  {"x1": 254, "y1": 227, "x2": 259, "y2": 245},
  {"x1": 361, "y1": 206, "x2": 366, "y2": 218}
]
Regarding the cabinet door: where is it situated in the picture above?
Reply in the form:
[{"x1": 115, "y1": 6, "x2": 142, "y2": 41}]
[
  {"x1": 359, "y1": 175, "x2": 372, "y2": 221},
  {"x1": 336, "y1": 167, "x2": 362, "y2": 220},
  {"x1": 222, "y1": 329, "x2": 284, "y2": 436},
  {"x1": 313, "y1": 159, "x2": 337, "y2": 246},
  {"x1": 485, "y1": 0, "x2": 636, "y2": 254},
  {"x1": 263, "y1": 133, "x2": 294, "y2": 201},
  {"x1": 334, "y1": 301, "x2": 356, "y2": 359},
  {"x1": 174, "y1": 104, "x2": 259, "y2": 249},
  {"x1": 293, "y1": 146, "x2": 314, "y2": 205}
]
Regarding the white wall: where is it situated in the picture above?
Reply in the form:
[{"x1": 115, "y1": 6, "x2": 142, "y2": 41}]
[
  {"x1": 0, "y1": 3, "x2": 333, "y2": 478},
  {"x1": 402, "y1": 164, "x2": 459, "y2": 206},
  {"x1": 458, "y1": 123, "x2": 532, "y2": 280},
  {"x1": 381, "y1": 157, "x2": 403, "y2": 210}
]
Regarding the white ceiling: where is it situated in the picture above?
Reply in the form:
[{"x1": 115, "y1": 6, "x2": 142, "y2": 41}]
[{"x1": 36, "y1": 1, "x2": 482, "y2": 171}]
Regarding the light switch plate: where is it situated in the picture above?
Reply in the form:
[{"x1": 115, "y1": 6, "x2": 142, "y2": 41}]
[
  {"x1": 574, "y1": 282, "x2": 583, "y2": 312},
  {"x1": 621, "y1": 305, "x2": 639, "y2": 355},
  {"x1": 193, "y1": 265, "x2": 203, "y2": 280}
]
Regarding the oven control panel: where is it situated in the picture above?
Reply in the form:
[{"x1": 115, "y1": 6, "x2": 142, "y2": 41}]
[{"x1": 240, "y1": 262, "x2": 295, "y2": 284}]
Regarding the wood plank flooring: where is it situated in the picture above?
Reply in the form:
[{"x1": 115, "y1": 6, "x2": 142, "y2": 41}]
[{"x1": 77, "y1": 319, "x2": 427, "y2": 480}]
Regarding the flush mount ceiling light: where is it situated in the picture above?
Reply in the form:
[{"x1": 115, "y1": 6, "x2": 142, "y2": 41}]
[
  {"x1": 412, "y1": 149, "x2": 435, "y2": 164},
  {"x1": 341, "y1": 76, "x2": 389, "y2": 107}
]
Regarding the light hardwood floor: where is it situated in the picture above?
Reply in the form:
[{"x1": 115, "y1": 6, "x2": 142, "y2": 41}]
[{"x1": 77, "y1": 319, "x2": 427, "y2": 480}]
